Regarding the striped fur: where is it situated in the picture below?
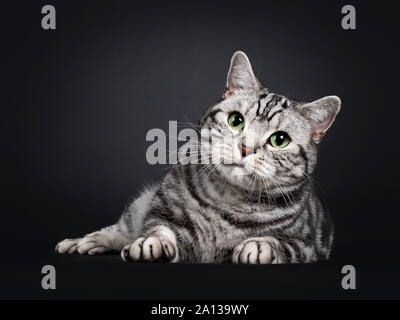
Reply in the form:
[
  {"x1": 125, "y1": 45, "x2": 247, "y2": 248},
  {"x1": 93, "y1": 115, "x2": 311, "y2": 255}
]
[{"x1": 56, "y1": 51, "x2": 340, "y2": 264}]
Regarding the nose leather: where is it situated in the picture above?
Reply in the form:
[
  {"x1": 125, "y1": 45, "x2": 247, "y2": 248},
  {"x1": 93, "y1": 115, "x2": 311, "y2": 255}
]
[{"x1": 241, "y1": 144, "x2": 255, "y2": 157}]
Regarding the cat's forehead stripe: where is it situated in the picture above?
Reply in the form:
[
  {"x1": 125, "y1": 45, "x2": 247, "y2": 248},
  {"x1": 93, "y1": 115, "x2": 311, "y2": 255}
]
[{"x1": 256, "y1": 92, "x2": 291, "y2": 122}]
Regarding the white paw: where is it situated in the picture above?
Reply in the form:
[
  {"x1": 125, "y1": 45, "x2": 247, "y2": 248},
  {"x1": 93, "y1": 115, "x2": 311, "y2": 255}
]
[
  {"x1": 121, "y1": 236, "x2": 176, "y2": 262},
  {"x1": 232, "y1": 237, "x2": 282, "y2": 264},
  {"x1": 55, "y1": 232, "x2": 111, "y2": 255}
]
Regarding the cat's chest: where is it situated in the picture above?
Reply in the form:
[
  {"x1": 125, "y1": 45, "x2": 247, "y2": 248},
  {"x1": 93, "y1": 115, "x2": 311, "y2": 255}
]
[{"x1": 190, "y1": 208, "x2": 268, "y2": 262}]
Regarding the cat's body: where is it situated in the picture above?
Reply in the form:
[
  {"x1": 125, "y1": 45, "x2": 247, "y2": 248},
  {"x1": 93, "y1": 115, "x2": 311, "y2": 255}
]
[{"x1": 56, "y1": 51, "x2": 340, "y2": 264}]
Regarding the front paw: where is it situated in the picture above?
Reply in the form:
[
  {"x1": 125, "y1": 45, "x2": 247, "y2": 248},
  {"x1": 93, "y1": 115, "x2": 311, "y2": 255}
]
[
  {"x1": 55, "y1": 232, "x2": 111, "y2": 255},
  {"x1": 121, "y1": 236, "x2": 176, "y2": 263},
  {"x1": 232, "y1": 237, "x2": 282, "y2": 264}
]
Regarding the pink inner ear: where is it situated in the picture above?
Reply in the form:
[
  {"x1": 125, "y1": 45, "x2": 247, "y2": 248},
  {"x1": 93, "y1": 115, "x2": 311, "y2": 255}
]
[
  {"x1": 223, "y1": 88, "x2": 235, "y2": 98},
  {"x1": 312, "y1": 131, "x2": 324, "y2": 143}
]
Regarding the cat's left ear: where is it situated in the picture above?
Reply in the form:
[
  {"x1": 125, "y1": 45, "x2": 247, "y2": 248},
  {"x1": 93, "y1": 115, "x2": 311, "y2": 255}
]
[
  {"x1": 298, "y1": 96, "x2": 341, "y2": 143},
  {"x1": 223, "y1": 51, "x2": 261, "y2": 98}
]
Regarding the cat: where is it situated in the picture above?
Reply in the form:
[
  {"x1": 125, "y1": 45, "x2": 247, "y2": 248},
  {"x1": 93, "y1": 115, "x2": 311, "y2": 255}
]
[{"x1": 56, "y1": 51, "x2": 341, "y2": 264}]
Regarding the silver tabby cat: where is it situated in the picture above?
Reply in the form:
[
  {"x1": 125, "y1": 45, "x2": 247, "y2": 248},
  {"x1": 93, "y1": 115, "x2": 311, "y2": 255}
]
[{"x1": 56, "y1": 51, "x2": 341, "y2": 264}]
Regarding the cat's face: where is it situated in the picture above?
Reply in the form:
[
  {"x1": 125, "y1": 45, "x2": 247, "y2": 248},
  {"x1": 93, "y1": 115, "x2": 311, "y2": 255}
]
[{"x1": 200, "y1": 51, "x2": 341, "y2": 191}]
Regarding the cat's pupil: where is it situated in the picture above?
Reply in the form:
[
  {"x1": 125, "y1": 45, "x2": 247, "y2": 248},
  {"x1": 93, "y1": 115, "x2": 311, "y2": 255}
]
[
  {"x1": 232, "y1": 114, "x2": 243, "y2": 126},
  {"x1": 276, "y1": 134, "x2": 285, "y2": 145}
]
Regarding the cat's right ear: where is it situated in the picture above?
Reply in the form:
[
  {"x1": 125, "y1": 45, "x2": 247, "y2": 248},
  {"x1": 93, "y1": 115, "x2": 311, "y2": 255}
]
[
  {"x1": 223, "y1": 51, "x2": 260, "y2": 99},
  {"x1": 298, "y1": 96, "x2": 341, "y2": 144}
]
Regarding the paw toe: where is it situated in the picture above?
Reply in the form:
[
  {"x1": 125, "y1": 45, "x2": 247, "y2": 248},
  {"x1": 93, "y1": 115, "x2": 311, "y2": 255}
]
[
  {"x1": 88, "y1": 246, "x2": 108, "y2": 255},
  {"x1": 241, "y1": 241, "x2": 259, "y2": 264},
  {"x1": 121, "y1": 245, "x2": 130, "y2": 262},
  {"x1": 162, "y1": 240, "x2": 176, "y2": 261},
  {"x1": 258, "y1": 241, "x2": 273, "y2": 264},
  {"x1": 56, "y1": 239, "x2": 79, "y2": 254},
  {"x1": 142, "y1": 237, "x2": 163, "y2": 261},
  {"x1": 121, "y1": 237, "x2": 145, "y2": 262}
]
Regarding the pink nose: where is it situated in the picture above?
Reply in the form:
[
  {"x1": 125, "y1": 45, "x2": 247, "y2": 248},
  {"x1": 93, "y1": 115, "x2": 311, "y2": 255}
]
[{"x1": 241, "y1": 144, "x2": 255, "y2": 157}]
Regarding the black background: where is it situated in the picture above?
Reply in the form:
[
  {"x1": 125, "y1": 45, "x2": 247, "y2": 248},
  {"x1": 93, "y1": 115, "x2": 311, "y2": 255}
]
[{"x1": 2, "y1": 0, "x2": 400, "y2": 299}]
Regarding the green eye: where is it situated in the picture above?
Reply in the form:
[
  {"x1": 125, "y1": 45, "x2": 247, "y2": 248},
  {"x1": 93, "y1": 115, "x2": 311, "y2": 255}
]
[
  {"x1": 228, "y1": 112, "x2": 245, "y2": 130},
  {"x1": 269, "y1": 131, "x2": 290, "y2": 149}
]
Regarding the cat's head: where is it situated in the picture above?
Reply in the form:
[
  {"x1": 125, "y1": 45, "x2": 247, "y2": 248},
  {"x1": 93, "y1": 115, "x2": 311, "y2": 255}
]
[{"x1": 200, "y1": 51, "x2": 341, "y2": 191}]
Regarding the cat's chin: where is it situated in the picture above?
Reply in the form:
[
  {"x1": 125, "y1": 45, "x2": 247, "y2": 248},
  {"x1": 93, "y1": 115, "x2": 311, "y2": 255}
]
[
  {"x1": 218, "y1": 164, "x2": 259, "y2": 187},
  {"x1": 219, "y1": 163, "x2": 247, "y2": 177},
  {"x1": 216, "y1": 162, "x2": 277, "y2": 191}
]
